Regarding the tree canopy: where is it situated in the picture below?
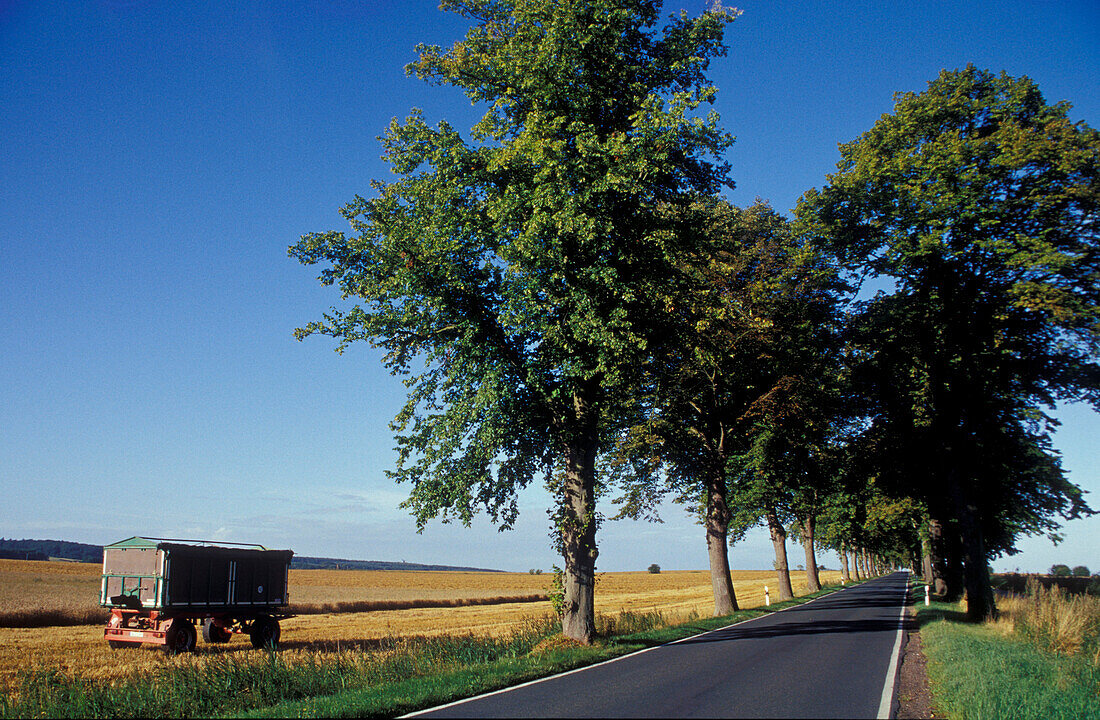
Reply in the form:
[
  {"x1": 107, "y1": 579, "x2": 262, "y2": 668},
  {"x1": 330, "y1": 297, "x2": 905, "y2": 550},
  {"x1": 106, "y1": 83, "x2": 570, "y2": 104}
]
[
  {"x1": 291, "y1": 0, "x2": 738, "y2": 642},
  {"x1": 798, "y1": 65, "x2": 1099, "y2": 618}
]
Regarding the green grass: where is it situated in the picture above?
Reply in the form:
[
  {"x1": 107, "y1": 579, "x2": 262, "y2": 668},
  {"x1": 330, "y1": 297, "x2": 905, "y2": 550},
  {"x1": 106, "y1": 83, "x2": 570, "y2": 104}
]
[
  {"x1": 918, "y1": 601, "x2": 1100, "y2": 720},
  {"x1": 1, "y1": 586, "x2": 844, "y2": 719},
  {"x1": 233, "y1": 589, "x2": 836, "y2": 719}
]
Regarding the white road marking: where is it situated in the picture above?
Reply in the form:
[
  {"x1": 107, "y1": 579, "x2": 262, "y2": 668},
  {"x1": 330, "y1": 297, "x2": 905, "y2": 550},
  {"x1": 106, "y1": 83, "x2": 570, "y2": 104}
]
[
  {"x1": 877, "y1": 571, "x2": 909, "y2": 719},
  {"x1": 400, "y1": 585, "x2": 846, "y2": 718}
]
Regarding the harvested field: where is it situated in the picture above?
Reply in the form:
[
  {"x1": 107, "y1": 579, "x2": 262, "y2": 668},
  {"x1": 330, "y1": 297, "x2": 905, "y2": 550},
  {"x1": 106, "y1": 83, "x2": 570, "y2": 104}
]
[
  {"x1": 0, "y1": 560, "x2": 104, "y2": 627},
  {"x1": 0, "y1": 558, "x2": 840, "y2": 695}
]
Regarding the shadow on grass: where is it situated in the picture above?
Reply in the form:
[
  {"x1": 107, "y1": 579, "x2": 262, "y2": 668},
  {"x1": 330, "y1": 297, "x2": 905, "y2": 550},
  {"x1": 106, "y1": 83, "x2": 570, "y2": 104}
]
[{"x1": 915, "y1": 605, "x2": 970, "y2": 628}]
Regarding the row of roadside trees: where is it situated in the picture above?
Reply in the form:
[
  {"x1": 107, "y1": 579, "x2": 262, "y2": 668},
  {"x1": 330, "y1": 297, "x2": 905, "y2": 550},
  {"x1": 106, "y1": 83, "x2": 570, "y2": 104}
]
[{"x1": 291, "y1": 0, "x2": 1099, "y2": 640}]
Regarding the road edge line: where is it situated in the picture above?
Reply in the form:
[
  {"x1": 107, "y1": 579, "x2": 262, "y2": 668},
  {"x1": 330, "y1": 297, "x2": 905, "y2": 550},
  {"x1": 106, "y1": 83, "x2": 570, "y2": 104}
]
[
  {"x1": 400, "y1": 583, "x2": 853, "y2": 718},
  {"x1": 877, "y1": 570, "x2": 909, "y2": 719}
]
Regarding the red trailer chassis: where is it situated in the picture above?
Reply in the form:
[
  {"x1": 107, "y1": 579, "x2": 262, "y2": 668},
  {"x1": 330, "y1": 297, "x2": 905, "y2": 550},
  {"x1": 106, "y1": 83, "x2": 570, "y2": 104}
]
[{"x1": 104, "y1": 607, "x2": 288, "y2": 653}]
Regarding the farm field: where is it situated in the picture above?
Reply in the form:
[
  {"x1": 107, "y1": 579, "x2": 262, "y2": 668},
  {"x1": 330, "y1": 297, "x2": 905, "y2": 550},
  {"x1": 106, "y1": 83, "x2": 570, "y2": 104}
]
[{"x1": 0, "y1": 558, "x2": 839, "y2": 696}]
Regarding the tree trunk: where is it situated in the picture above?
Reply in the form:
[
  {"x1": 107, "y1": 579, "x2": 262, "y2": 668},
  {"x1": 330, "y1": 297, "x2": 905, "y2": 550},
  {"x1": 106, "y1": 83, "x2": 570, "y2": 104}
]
[
  {"x1": 948, "y1": 473, "x2": 997, "y2": 621},
  {"x1": 558, "y1": 392, "x2": 599, "y2": 644},
  {"x1": 800, "y1": 516, "x2": 820, "y2": 592},
  {"x1": 852, "y1": 547, "x2": 862, "y2": 580},
  {"x1": 765, "y1": 507, "x2": 794, "y2": 600},
  {"x1": 942, "y1": 521, "x2": 966, "y2": 602},
  {"x1": 927, "y1": 516, "x2": 949, "y2": 596},
  {"x1": 705, "y1": 468, "x2": 738, "y2": 615},
  {"x1": 840, "y1": 546, "x2": 851, "y2": 583},
  {"x1": 920, "y1": 531, "x2": 934, "y2": 585}
]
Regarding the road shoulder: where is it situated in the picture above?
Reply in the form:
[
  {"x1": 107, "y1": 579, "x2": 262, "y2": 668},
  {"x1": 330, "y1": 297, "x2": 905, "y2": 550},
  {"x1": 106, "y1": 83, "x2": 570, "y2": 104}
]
[{"x1": 896, "y1": 609, "x2": 935, "y2": 719}]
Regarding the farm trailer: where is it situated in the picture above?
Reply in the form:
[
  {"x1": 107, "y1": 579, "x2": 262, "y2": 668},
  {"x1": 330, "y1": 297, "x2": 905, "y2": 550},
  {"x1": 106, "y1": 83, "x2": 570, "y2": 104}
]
[{"x1": 100, "y1": 536, "x2": 294, "y2": 653}]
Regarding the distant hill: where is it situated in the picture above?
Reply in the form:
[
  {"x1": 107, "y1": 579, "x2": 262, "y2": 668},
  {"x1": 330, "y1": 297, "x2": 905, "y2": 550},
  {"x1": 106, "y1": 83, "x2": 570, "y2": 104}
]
[
  {"x1": 0, "y1": 538, "x2": 501, "y2": 572},
  {"x1": 290, "y1": 556, "x2": 502, "y2": 572},
  {"x1": 0, "y1": 538, "x2": 101, "y2": 562}
]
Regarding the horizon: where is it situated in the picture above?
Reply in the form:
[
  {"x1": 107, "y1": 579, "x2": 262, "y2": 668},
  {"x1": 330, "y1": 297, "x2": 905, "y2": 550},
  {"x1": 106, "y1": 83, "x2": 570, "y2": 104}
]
[{"x1": 2, "y1": 0, "x2": 1098, "y2": 575}]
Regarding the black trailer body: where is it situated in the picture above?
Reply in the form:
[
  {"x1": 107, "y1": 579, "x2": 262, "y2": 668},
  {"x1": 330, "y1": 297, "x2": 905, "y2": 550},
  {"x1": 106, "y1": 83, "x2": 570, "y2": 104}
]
[{"x1": 101, "y1": 536, "x2": 293, "y2": 652}]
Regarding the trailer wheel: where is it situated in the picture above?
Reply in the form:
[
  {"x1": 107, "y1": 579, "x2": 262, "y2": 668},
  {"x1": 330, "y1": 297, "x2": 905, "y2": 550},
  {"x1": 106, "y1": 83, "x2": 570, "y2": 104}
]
[
  {"x1": 165, "y1": 620, "x2": 197, "y2": 654},
  {"x1": 107, "y1": 640, "x2": 135, "y2": 649},
  {"x1": 202, "y1": 619, "x2": 232, "y2": 643},
  {"x1": 249, "y1": 615, "x2": 280, "y2": 650}
]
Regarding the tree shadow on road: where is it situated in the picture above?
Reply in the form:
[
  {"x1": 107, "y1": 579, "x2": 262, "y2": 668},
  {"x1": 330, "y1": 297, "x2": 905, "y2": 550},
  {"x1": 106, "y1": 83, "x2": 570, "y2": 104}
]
[{"x1": 670, "y1": 614, "x2": 918, "y2": 646}]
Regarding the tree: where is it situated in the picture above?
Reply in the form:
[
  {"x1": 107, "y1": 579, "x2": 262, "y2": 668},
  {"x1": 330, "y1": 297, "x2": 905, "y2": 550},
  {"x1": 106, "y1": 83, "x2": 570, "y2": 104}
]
[
  {"x1": 799, "y1": 66, "x2": 1100, "y2": 620},
  {"x1": 1050, "y1": 564, "x2": 1072, "y2": 577},
  {"x1": 611, "y1": 200, "x2": 844, "y2": 613},
  {"x1": 648, "y1": 563, "x2": 661, "y2": 574},
  {"x1": 290, "y1": 0, "x2": 737, "y2": 643},
  {"x1": 1072, "y1": 565, "x2": 1090, "y2": 577}
]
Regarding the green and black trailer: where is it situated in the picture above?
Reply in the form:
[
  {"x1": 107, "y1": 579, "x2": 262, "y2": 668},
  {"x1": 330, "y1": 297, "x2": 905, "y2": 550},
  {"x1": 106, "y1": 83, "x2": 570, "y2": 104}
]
[{"x1": 101, "y1": 536, "x2": 293, "y2": 652}]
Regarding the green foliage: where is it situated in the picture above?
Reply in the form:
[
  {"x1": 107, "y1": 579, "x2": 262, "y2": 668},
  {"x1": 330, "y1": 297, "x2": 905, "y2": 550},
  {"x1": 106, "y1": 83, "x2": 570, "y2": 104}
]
[
  {"x1": 798, "y1": 66, "x2": 1100, "y2": 610},
  {"x1": 291, "y1": 0, "x2": 743, "y2": 644},
  {"x1": 1050, "y1": 564, "x2": 1072, "y2": 577},
  {"x1": 647, "y1": 563, "x2": 661, "y2": 574},
  {"x1": 609, "y1": 199, "x2": 847, "y2": 537},
  {"x1": 290, "y1": 0, "x2": 739, "y2": 597},
  {"x1": 1072, "y1": 565, "x2": 1091, "y2": 577},
  {"x1": 548, "y1": 564, "x2": 565, "y2": 618}
]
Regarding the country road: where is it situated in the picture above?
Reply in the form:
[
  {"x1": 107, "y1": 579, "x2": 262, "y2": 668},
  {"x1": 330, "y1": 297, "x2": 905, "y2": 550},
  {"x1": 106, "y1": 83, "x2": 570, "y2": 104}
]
[{"x1": 408, "y1": 572, "x2": 913, "y2": 719}]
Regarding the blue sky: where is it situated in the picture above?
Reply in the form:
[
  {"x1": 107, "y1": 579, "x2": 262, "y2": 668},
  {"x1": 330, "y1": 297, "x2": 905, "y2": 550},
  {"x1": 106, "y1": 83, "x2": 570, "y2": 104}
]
[{"x1": 2, "y1": 0, "x2": 1098, "y2": 574}]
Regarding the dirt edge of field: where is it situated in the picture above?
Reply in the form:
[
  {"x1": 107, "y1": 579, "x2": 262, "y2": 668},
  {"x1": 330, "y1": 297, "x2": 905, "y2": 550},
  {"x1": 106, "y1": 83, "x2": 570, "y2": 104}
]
[{"x1": 896, "y1": 618, "x2": 935, "y2": 719}]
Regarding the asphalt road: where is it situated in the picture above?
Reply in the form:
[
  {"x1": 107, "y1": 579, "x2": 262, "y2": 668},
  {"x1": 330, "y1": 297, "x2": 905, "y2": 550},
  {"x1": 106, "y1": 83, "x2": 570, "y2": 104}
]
[{"x1": 408, "y1": 572, "x2": 912, "y2": 719}]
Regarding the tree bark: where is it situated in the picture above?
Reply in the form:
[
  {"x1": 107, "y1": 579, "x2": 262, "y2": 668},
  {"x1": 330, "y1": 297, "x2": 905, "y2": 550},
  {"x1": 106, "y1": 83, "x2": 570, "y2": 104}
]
[
  {"x1": 852, "y1": 547, "x2": 862, "y2": 580},
  {"x1": 705, "y1": 468, "x2": 738, "y2": 615},
  {"x1": 942, "y1": 520, "x2": 966, "y2": 602},
  {"x1": 800, "y1": 517, "x2": 821, "y2": 592},
  {"x1": 947, "y1": 472, "x2": 997, "y2": 621},
  {"x1": 558, "y1": 391, "x2": 599, "y2": 644},
  {"x1": 920, "y1": 530, "x2": 934, "y2": 585},
  {"x1": 765, "y1": 507, "x2": 794, "y2": 600},
  {"x1": 840, "y1": 546, "x2": 851, "y2": 583},
  {"x1": 927, "y1": 516, "x2": 949, "y2": 596}
]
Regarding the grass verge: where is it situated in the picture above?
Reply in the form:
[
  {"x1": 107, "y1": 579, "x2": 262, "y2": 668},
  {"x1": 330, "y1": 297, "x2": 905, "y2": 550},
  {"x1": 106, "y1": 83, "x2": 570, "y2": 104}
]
[
  {"x1": 1, "y1": 586, "x2": 845, "y2": 719},
  {"x1": 918, "y1": 600, "x2": 1100, "y2": 720},
  {"x1": 232, "y1": 586, "x2": 841, "y2": 719}
]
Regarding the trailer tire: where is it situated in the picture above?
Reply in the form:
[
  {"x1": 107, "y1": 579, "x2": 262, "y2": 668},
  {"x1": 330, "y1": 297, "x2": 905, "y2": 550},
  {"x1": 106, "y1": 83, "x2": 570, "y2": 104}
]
[
  {"x1": 165, "y1": 620, "x2": 197, "y2": 654},
  {"x1": 202, "y1": 618, "x2": 232, "y2": 643},
  {"x1": 249, "y1": 616, "x2": 280, "y2": 650},
  {"x1": 107, "y1": 640, "x2": 135, "y2": 649}
]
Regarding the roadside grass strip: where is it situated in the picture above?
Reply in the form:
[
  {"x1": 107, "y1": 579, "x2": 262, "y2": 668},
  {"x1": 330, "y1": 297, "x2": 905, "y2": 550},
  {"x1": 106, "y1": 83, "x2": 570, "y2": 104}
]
[
  {"x1": 238, "y1": 585, "x2": 850, "y2": 719},
  {"x1": 919, "y1": 601, "x2": 1100, "y2": 720},
  {"x1": 0, "y1": 583, "x2": 854, "y2": 719}
]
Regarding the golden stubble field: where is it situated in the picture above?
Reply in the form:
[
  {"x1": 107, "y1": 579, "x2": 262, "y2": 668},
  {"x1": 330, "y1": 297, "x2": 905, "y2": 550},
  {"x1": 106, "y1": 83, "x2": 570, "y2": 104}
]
[{"x1": 0, "y1": 558, "x2": 838, "y2": 694}]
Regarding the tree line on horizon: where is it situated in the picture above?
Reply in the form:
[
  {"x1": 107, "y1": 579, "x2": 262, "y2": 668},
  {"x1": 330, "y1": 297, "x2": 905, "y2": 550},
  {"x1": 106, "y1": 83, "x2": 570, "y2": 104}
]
[{"x1": 291, "y1": 0, "x2": 1100, "y2": 641}]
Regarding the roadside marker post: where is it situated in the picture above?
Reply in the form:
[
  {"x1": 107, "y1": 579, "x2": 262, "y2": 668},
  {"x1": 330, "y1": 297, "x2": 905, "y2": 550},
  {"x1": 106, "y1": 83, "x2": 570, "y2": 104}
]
[
  {"x1": 764, "y1": 586, "x2": 770, "y2": 606},
  {"x1": 925, "y1": 585, "x2": 930, "y2": 606}
]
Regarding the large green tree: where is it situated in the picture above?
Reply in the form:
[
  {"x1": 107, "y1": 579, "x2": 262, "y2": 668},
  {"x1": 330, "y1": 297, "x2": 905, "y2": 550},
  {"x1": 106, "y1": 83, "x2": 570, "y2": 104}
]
[
  {"x1": 290, "y1": 0, "x2": 737, "y2": 642},
  {"x1": 799, "y1": 66, "x2": 1099, "y2": 620},
  {"x1": 611, "y1": 200, "x2": 844, "y2": 613}
]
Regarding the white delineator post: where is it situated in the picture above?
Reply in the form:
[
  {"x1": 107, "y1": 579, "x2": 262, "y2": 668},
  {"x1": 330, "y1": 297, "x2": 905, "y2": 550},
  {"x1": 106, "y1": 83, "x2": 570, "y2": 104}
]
[
  {"x1": 764, "y1": 586, "x2": 770, "y2": 606},
  {"x1": 925, "y1": 585, "x2": 930, "y2": 606}
]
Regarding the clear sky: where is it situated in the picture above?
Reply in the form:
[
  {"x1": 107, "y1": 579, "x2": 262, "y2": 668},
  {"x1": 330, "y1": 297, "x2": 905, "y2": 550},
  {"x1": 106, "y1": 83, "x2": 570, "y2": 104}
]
[{"x1": 2, "y1": 0, "x2": 1098, "y2": 574}]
